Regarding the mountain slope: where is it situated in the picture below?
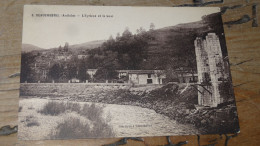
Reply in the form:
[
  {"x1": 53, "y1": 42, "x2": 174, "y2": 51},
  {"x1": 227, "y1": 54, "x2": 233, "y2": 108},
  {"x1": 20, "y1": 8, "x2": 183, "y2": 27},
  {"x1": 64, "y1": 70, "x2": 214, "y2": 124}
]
[{"x1": 22, "y1": 44, "x2": 44, "y2": 52}]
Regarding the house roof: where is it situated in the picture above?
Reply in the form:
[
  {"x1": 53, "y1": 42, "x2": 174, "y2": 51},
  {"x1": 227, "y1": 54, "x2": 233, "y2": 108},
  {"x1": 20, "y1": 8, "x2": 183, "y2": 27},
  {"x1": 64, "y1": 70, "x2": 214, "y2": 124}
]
[
  {"x1": 128, "y1": 70, "x2": 156, "y2": 74},
  {"x1": 87, "y1": 69, "x2": 98, "y2": 71}
]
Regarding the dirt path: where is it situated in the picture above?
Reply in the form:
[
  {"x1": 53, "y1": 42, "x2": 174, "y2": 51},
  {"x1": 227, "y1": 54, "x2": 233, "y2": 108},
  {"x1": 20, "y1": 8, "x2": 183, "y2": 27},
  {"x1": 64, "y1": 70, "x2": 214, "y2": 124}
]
[{"x1": 103, "y1": 104, "x2": 198, "y2": 137}]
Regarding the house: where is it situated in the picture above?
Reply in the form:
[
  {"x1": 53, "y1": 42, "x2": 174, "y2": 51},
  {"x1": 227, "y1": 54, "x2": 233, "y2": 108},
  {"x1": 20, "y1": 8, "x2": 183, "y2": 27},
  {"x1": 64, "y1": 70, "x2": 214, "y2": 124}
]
[
  {"x1": 117, "y1": 70, "x2": 129, "y2": 78},
  {"x1": 78, "y1": 55, "x2": 89, "y2": 59},
  {"x1": 56, "y1": 55, "x2": 72, "y2": 61},
  {"x1": 128, "y1": 70, "x2": 166, "y2": 84},
  {"x1": 177, "y1": 73, "x2": 198, "y2": 83},
  {"x1": 71, "y1": 78, "x2": 80, "y2": 83}
]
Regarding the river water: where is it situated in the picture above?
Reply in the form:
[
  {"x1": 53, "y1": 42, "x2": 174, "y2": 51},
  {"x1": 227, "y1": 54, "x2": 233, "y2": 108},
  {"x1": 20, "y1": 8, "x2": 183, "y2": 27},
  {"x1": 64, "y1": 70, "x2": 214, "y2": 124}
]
[{"x1": 103, "y1": 103, "x2": 198, "y2": 137}]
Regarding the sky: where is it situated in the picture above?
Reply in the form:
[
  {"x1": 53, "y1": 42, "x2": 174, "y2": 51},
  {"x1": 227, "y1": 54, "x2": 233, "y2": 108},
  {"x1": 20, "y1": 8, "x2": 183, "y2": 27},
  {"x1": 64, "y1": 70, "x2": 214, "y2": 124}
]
[{"x1": 22, "y1": 5, "x2": 220, "y2": 49}]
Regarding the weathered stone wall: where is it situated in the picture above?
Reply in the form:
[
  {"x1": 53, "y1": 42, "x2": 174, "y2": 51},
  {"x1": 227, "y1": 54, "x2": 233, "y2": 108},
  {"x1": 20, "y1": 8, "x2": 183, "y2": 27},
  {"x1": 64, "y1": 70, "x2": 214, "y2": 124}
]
[
  {"x1": 194, "y1": 33, "x2": 227, "y2": 107},
  {"x1": 20, "y1": 83, "x2": 132, "y2": 96},
  {"x1": 19, "y1": 83, "x2": 162, "y2": 97}
]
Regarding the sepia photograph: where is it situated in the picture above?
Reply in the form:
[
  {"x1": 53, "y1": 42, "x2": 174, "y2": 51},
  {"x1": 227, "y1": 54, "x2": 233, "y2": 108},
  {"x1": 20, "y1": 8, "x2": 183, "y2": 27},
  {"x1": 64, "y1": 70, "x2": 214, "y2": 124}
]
[{"x1": 18, "y1": 5, "x2": 239, "y2": 140}]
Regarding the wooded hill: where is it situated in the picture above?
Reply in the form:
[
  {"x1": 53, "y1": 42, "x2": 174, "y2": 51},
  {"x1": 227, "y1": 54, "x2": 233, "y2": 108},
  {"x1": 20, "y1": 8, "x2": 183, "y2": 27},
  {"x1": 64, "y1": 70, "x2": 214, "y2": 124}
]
[
  {"x1": 21, "y1": 12, "x2": 226, "y2": 83},
  {"x1": 83, "y1": 12, "x2": 226, "y2": 72}
]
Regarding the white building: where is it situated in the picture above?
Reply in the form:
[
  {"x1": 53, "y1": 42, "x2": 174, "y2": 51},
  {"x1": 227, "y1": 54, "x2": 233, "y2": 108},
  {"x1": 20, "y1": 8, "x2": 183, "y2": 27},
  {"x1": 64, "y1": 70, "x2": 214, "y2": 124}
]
[
  {"x1": 117, "y1": 70, "x2": 130, "y2": 78},
  {"x1": 128, "y1": 70, "x2": 166, "y2": 84},
  {"x1": 78, "y1": 55, "x2": 89, "y2": 59}
]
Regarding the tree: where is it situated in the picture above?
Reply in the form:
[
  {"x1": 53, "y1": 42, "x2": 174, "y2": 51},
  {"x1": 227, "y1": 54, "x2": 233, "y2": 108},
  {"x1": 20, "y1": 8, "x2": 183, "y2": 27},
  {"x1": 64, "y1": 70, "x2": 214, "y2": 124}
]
[
  {"x1": 64, "y1": 42, "x2": 69, "y2": 52},
  {"x1": 20, "y1": 53, "x2": 35, "y2": 83},
  {"x1": 149, "y1": 23, "x2": 155, "y2": 31},
  {"x1": 121, "y1": 27, "x2": 132, "y2": 40},
  {"x1": 116, "y1": 33, "x2": 120, "y2": 41},
  {"x1": 78, "y1": 60, "x2": 88, "y2": 82},
  {"x1": 48, "y1": 63, "x2": 63, "y2": 82},
  {"x1": 137, "y1": 27, "x2": 146, "y2": 34},
  {"x1": 67, "y1": 55, "x2": 79, "y2": 79},
  {"x1": 67, "y1": 64, "x2": 77, "y2": 79},
  {"x1": 94, "y1": 64, "x2": 118, "y2": 82}
]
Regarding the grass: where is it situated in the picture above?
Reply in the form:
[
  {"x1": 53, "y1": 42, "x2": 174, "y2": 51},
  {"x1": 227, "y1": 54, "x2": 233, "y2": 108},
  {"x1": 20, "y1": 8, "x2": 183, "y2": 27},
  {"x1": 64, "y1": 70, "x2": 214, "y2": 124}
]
[{"x1": 38, "y1": 101, "x2": 81, "y2": 116}]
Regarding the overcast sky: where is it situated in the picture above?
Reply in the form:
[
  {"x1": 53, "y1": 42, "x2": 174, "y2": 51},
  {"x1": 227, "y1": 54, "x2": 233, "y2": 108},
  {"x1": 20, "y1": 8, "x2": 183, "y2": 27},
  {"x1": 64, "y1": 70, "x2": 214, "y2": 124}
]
[{"x1": 22, "y1": 5, "x2": 220, "y2": 49}]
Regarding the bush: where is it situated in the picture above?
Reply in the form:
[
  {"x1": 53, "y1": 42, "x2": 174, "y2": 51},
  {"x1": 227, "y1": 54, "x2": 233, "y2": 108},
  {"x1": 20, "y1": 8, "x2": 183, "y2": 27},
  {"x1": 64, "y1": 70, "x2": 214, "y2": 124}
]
[
  {"x1": 80, "y1": 103, "x2": 103, "y2": 121},
  {"x1": 27, "y1": 121, "x2": 40, "y2": 127},
  {"x1": 91, "y1": 118, "x2": 115, "y2": 138},
  {"x1": 52, "y1": 117, "x2": 115, "y2": 139},
  {"x1": 52, "y1": 117, "x2": 91, "y2": 139},
  {"x1": 39, "y1": 101, "x2": 82, "y2": 116},
  {"x1": 25, "y1": 115, "x2": 40, "y2": 127},
  {"x1": 66, "y1": 102, "x2": 81, "y2": 113},
  {"x1": 38, "y1": 101, "x2": 66, "y2": 116}
]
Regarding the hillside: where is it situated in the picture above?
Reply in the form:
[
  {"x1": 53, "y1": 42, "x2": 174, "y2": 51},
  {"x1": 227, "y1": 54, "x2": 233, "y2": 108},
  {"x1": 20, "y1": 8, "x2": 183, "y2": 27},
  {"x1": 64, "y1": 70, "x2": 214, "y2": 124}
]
[
  {"x1": 22, "y1": 44, "x2": 44, "y2": 52},
  {"x1": 69, "y1": 40, "x2": 106, "y2": 53},
  {"x1": 141, "y1": 12, "x2": 226, "y2": 70},
  {"x1": 83, "y1": 12, "x2": 226, "y2": 72},
  {"x1": 20, "y1": 12, "x2": 226, "y2": 83}
]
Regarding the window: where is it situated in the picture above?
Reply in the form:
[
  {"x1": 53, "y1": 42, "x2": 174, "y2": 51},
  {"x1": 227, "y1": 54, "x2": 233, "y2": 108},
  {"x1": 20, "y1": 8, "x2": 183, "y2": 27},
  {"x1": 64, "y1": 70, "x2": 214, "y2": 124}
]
[
  {"x1": 148, "y1": 74, "x2": 151, "y2": 78},
  {"x1": 147, "y1": 79, "x2": 153, "y2": 84}
]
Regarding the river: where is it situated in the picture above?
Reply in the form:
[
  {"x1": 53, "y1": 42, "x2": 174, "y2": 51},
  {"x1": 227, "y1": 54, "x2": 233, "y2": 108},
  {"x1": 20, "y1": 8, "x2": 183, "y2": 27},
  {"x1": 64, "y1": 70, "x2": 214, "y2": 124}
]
[{"x1": 103, "y1": 103, "x2": 198, "y2": 137}]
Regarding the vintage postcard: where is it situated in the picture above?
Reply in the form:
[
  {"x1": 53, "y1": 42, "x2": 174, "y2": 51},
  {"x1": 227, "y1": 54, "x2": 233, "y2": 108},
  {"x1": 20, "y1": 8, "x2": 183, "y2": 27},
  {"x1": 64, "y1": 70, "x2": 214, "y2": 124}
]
[{"x1": 19, "y1": 5, "x2": 239, "y2": 140}]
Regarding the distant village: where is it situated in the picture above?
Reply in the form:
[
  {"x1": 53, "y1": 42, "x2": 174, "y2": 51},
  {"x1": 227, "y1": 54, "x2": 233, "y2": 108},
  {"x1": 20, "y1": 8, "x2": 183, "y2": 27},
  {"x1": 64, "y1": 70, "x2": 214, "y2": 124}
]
[{"x1": 22, "y1": 41, "x2": 199, "y2": 85}]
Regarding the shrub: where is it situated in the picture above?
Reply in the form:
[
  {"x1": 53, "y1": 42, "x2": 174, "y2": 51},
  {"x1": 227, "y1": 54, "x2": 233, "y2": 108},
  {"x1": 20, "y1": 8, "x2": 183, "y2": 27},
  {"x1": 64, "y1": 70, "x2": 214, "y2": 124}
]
[
  {"x1": 27, "y1": 121, "x2": 40, "y2": 127},
  {"x1": 38, "y1": 101, "x2": 66, "y2": 116},
  {"x1": 52, "y1": 117, "x2": 91, "y2": 139},
  {"x1": 80, "y1": 103, "x2": 103, "y2": 121},
  {"x1": 91, "y1": 118, "x2": 115, "y2": 138},
  {"x1": 66, "y1": 102, "x2": 81, "y2": 113},
  {"x1": 25, "y1": 115, "x2": 40, "y2": 127},
  {"x1": 52, "y1": 116, "x2": 114, "y2": 139},
  {"x1": 39, "y1": 101, "x2": 82, "y2": 116}
]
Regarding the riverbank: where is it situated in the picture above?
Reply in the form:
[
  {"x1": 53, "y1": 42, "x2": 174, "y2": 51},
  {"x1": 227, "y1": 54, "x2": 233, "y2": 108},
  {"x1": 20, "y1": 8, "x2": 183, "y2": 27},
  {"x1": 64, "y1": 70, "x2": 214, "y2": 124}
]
[
  {"x1": 18, "y1": 98, "x2": 198, "y2": 140},
  {"x1": 20, "y1": 83, "x2": 239, "y2": 135}
]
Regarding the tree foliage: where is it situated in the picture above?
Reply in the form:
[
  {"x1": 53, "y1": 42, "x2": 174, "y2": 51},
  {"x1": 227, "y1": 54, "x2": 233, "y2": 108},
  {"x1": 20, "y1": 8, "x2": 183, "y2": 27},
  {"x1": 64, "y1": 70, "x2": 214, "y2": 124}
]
[
  {"x1": 78, "y1": 60, "x2": 89, "y2": 82},
  {"x1": 20, "y1": 53, "x2": 36, "y2": 83},
  {"x1": 48, "y1": 63, "x2": 64, "y2": 81}
]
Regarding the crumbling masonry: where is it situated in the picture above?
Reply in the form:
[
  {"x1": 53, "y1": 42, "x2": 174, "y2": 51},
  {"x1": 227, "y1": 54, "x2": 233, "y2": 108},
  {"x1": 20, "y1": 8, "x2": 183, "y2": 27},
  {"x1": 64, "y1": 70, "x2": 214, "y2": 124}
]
[{"x1": 194, "y1": 33, "x2": 226, "y2": 107}]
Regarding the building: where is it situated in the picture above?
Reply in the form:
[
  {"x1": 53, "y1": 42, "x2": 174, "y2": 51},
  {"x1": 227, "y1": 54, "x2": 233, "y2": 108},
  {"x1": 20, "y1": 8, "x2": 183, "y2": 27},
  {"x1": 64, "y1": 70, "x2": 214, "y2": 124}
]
[
  {"x1": 86, "y1": 69, "x2": 166, "y2": 84},
  {"x1": 78, "y1": 55, "x2": 89, "y2": 59},
  {"x1": 177, "y1": 73, "x2": 198, "y2": 83},
  {"x1": 128, "y1": 70, "x2": 166, "y2": 84},
  {"x1": 194, "y1": 33, "x2": 227, "y2": 107},
  {"x1": 56, "y1": 55, "x2": 72, "y2": 61},
  {"x1": 117, "y1": 70, "x2": 129, "y2": 78}
]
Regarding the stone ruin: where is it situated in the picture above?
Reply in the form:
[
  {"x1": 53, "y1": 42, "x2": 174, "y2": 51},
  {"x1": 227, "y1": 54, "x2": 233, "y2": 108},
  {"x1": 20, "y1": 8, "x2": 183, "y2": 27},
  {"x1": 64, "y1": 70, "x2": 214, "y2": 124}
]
[{"x1": 194, "y1": 33, "x2": 227, "y2": 107}]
